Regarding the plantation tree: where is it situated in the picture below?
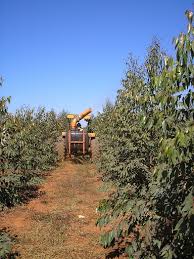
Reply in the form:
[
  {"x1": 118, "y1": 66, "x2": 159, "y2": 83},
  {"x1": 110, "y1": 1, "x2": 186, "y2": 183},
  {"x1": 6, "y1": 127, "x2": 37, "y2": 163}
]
[
  {"x1": 142, "y1": 10, "x2": 194, "y2": 258},
  {"x1": 94, "y1": 40, "x2": 164, "y2": 256},
  {"x1": 94, "y1": 10, "x2": 194, "y2": 259},
  {"x1": 0, "y1": 77, "x2": 70, "y2": 210},
  {"x1": 0, "y1": 82, "x2": 68, "y2": 257}
]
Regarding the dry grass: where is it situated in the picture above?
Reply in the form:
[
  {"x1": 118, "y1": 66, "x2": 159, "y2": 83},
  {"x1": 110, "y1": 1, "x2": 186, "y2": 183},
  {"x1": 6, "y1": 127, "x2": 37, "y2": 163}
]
[
  {"x1": 0, "y1": 161, "x2": 105, "y2": 259},
  {"x1": 17, "y1": 212, "x2": 70, "y2": 258}
]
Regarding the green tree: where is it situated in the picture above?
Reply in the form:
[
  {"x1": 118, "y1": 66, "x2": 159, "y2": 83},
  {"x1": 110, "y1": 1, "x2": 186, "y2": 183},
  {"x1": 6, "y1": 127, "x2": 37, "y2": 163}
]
[{"x1": 94, "y1": 10, "x2": 194, "y2": 258}]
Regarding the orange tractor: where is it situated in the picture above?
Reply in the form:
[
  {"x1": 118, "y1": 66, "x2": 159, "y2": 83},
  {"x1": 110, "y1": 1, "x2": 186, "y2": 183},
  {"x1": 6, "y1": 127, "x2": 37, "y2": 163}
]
[{"x1": 62, "y1": 108, "x2": 95, "y2": 158}]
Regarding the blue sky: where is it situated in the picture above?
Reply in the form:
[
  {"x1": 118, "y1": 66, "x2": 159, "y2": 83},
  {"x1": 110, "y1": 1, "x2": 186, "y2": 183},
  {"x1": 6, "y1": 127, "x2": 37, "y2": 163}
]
[{"x1": 0, "y1": 0, "x2": 193, "y2": 114}]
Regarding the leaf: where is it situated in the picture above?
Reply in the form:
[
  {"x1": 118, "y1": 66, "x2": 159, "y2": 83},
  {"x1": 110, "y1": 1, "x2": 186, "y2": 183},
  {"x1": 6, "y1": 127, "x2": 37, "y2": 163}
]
[
  {"x1": 174, "y1": 217, "x2": 184, "y2": 231},
  {"x1": 125, "y1": 245, "x2": 134, "y2": 257},
  {"x1": 160, "y1": 245, "x2": 173, "y2": 259},
  {"x1": 182, "y1": 190, "x2": 193, "y2": 215},
  {"x1": 162, "y1": 120, "x2": 167, "y2": 134},
  {"x1": 153, "y1": 239, "x2": 162, "y2": 249}
]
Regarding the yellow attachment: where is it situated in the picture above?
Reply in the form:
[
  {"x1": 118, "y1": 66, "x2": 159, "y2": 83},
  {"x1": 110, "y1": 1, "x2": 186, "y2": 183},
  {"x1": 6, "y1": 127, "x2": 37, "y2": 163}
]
[
  {"x1": 88, "y1": 132, "x2": 95, "y2": 138},
  {"x1": 67, "y1": 114, "x2": 75, "y2": 119},
  {"x1": 79, "y1": 108, "x2": 92, "y2": 120},
  {"x1": 71, "y1": 108, "x2": 92, "y2": 128}
]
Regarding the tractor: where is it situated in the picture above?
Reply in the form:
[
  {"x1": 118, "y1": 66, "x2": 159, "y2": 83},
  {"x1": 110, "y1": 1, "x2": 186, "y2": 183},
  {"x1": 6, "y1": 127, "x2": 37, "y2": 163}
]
[{"x1": 62, "y1": 108, "x2": 95, "y2": 158}]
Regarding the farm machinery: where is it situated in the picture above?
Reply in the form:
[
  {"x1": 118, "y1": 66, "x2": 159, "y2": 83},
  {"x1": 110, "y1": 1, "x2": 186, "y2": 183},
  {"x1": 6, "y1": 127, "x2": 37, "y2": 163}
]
[{"x1": 62, "y1": 108, "x2": 95, "y2": 158}]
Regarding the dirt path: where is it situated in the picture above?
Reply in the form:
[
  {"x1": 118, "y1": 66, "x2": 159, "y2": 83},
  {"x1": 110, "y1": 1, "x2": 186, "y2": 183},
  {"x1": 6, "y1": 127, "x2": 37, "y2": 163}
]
[{"x1": 0, "y1": 161, "x2": 106, "y2": 259}]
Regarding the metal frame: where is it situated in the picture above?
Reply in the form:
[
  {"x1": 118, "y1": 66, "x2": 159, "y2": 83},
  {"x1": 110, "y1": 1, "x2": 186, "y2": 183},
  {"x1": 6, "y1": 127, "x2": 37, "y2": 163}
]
[{"x1": 66, "y1": 129, "x2": 87, "y2": 158}]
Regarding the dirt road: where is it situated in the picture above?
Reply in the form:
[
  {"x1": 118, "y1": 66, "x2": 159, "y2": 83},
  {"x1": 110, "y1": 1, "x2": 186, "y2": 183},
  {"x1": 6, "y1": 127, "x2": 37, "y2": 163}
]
[{"x1": 0, "y1": 161, "x2": 106, "y2": 259}]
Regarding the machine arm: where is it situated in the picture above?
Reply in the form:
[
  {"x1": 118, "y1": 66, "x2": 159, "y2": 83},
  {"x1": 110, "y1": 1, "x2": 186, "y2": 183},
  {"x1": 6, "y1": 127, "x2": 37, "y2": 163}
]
[{"x1": 71, "y1": 108, "x2": 92, "y2": 128}]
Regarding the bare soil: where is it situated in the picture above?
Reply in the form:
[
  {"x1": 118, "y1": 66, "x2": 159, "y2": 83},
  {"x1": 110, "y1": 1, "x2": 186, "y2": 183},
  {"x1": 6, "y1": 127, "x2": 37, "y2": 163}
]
[{"x1": 0, "y1": 161, "x2": 107, "y2": 259}]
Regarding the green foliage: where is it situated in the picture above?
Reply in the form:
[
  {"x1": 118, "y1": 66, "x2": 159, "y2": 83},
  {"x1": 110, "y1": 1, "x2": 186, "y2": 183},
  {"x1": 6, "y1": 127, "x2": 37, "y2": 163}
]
[
  {"x1": 0, "y1": 82, "x2": 68, "y2": 256},
  {"x1": 94, "y1": 10, "x2": 194, "y2": 259},
  {"x1": 0, "y1": 229, "x2": 19, "y2": 258},
  {"x1": 0, "y1": 230, "x2": 13, "y2": 259},
  {"x1": 0, "y1": 103, "x2": 67, "y2": 208}
]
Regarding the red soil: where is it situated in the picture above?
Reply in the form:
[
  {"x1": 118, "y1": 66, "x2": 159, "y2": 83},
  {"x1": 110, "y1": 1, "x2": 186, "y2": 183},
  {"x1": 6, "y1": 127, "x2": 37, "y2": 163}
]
[{"x1": 0, "y1": 161, "x2": 107, "y2": 259}]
